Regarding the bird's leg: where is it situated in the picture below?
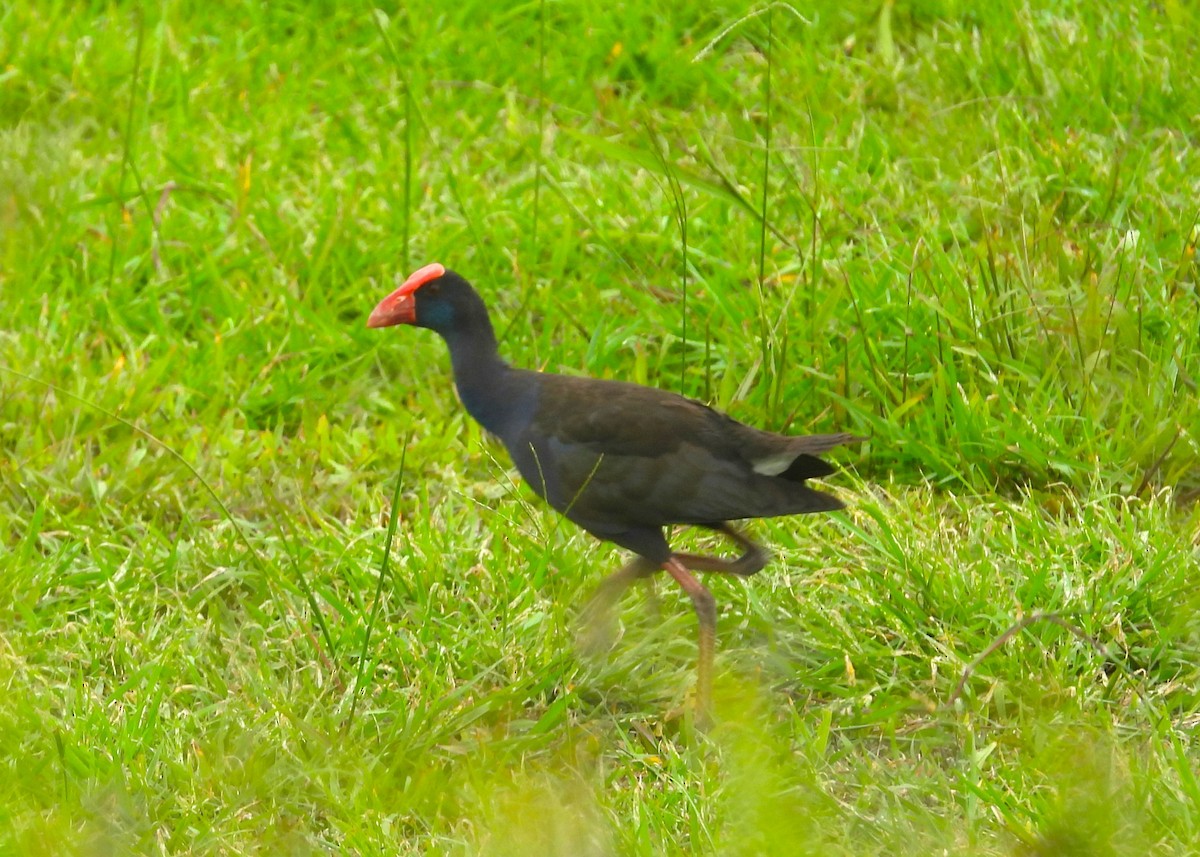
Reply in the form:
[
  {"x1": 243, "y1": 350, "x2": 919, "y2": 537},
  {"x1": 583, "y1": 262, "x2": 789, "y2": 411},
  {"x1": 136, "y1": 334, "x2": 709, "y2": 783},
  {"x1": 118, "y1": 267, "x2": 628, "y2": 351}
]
[
  {"x1": 577, "y1": 556, "x2": 657, "y2": 656},
  {"x1": 673, "y1": 523, "x2": 769, "y2": 577},
  {"x1": 663, "y1": 556, "x2": 716, "y2": 723},
  {"x1": 642, "y1": 572, "x2": 662, "y2": 620}
]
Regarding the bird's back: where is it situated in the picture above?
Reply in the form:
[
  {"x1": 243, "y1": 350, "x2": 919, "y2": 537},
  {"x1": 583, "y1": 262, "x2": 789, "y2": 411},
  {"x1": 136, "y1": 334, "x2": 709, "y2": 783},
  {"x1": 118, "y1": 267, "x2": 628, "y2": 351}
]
[{"x1": 499, "y1": 370, "x2": 854, "y2": 532}]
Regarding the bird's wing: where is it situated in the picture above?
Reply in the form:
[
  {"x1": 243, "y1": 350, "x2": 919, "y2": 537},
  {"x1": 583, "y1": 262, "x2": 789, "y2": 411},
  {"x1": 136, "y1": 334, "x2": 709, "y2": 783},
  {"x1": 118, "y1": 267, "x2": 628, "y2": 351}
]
[
  {"x1": 527, "y1": 373, "x2": 719, "y2": 456},
  {"x1": 510, "y1": 373, "x2": 846, "y2": 527}
]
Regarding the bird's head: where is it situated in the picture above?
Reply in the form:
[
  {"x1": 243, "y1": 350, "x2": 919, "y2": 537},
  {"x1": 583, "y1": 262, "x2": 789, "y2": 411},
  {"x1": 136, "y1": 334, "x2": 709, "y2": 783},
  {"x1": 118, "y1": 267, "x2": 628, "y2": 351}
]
[{"x1": 366, "y1": 263, "x2": 488, "y2": 337}]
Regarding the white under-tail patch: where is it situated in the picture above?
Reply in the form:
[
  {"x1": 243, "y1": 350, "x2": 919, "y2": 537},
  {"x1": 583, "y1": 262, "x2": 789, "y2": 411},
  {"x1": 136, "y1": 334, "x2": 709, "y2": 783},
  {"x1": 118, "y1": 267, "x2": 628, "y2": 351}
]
[{"x1": 752, "y1": 452, "x2": 797, "y2": 476}]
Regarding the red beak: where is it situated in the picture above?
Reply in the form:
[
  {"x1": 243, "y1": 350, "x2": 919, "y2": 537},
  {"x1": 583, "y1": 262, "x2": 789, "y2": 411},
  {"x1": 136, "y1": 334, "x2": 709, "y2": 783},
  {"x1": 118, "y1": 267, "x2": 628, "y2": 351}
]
[
  {"x1": 366, "y1": 262, "x2": 446, "y2": 328},
  {"x1": 367, "y1": 290, "x2": 416, "y2": 328}
]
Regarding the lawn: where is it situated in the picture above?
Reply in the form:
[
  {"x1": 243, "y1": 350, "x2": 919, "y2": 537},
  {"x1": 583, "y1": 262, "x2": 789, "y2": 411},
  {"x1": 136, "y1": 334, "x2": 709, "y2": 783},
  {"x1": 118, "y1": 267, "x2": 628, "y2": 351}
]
[{"x1": 2, "y1": 1, "x2": 1199, "y2": 853}]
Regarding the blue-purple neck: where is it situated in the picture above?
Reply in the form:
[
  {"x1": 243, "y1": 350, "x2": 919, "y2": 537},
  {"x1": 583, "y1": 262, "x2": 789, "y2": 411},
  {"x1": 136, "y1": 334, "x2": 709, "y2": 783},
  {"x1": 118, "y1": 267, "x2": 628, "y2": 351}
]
[{"x1": 441, "y1": 327, "x2": 521, "y2": 435}]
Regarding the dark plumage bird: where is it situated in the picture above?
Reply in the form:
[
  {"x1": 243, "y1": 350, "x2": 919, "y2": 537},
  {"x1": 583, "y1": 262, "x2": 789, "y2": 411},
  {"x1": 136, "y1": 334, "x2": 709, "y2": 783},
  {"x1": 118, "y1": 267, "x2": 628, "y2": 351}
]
[{"x1": 368, "y1": 263, "x2": 861, "y2": 719}]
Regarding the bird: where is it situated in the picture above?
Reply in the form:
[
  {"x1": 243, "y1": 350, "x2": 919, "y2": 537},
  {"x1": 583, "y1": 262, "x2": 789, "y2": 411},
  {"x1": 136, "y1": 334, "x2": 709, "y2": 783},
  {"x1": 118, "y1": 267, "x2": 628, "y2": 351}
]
[{"x1": 368, "y1": 262, "x2": 861, "y2": 721}]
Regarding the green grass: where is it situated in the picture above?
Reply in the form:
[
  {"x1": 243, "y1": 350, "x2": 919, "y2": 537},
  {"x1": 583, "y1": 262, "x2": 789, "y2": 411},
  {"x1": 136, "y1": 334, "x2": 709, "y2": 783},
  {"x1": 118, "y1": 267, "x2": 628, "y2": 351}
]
[{"x1": 2, "y1": 0, "x2": 1199, "y2": 853}]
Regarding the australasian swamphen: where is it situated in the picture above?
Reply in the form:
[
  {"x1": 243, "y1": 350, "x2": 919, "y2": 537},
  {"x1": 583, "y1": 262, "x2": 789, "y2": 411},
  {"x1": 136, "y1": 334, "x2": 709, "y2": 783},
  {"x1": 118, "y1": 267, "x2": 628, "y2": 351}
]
[{"x1": 368, "y1": 263, "x2": 861, "y2": 719}]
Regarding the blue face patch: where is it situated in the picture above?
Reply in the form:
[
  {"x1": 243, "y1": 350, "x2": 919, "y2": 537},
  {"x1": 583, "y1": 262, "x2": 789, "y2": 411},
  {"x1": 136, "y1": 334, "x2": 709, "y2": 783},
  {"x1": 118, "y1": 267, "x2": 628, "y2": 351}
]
[{"x1": 419, "y1": 299, "x2": 455, "y2": 331}]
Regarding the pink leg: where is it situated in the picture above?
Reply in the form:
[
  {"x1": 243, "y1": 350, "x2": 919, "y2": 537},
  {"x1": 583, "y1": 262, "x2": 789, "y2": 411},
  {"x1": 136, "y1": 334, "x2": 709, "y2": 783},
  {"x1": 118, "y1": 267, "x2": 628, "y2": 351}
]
[
  {"x1": 664, "y1": 556, "x2": 716, "y2": 722},
  {"x1": 577, "y1": 556, "x2": 657, "y2": 656},
  {"x1": 673, "y1": 523, "x2": 768, "y2": 577}
]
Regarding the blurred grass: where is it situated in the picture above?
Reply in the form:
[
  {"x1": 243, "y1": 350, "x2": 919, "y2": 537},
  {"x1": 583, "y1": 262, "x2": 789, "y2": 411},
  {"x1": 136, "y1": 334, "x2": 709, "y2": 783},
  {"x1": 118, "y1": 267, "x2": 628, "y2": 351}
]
[{"x1": 2, "y1": 0, "x2": 1199, "y2": 853}]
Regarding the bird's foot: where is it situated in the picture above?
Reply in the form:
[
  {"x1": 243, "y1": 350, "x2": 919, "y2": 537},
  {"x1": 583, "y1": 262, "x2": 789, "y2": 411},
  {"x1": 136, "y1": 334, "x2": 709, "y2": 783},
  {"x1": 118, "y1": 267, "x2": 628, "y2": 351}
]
[{"x1": 575, "y1": 604, "x2": 621, "y2": 659}]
